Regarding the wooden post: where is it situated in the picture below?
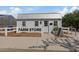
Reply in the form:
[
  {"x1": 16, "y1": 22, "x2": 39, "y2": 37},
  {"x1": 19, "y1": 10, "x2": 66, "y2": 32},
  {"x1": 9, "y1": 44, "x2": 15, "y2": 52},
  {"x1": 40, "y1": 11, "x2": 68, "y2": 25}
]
[
  {"x1": 75, "y1": 28, "x2": 76, "y2": 36},
  {"x1": 68, "y1": 28, "x2": 70, "y2": 35},
  {"x1": 41, "y1": 25, "x2": 43, "y2": 37},
  {"x1": 5, "y1": 27, "x2": 7, "y2": 37},
  {"x1": 71, "y1": 28, "x2": 72, "y2": 34}
]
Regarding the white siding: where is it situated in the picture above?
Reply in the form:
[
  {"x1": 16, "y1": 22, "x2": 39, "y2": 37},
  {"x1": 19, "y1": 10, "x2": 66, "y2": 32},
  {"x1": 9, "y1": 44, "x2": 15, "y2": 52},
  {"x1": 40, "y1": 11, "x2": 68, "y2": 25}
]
[
  {"x1": 26, "y1": 21, "x2": 35, "y2": 28},
  {"x1": 16, "y1": 13, "x2": 62, "y2": 33},
  {"x1": 17, "y1": 21, "x2": 42, "y2": 32},
  {"x1": 58, "y1": 20, "x2": 62, "y2": 28},
  {"x1": 17, "y1": 21, "x2": 22, "y2": 27},
  {"x1": 16, "y1": 20, "x2": 62, "y2": 33},
  {"x1": 49, "y1": 21, "x2": 54, "y2": 33},
  {"x1": 42, "y1": 21, "x2": 48, "y2": 33}
]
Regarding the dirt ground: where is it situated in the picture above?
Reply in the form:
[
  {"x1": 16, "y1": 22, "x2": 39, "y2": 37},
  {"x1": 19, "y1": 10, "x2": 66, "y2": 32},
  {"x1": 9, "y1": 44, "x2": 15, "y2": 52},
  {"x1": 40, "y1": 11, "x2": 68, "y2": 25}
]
[
  {"x1": 0, "y1": 32, "x2": 68, "y2": 52},
  {"x1": 0, "y1": 31, "x2": 78, "y2": 52},
  {"x1": 8, "y1": 31, "x2": 41, "y2": 37},
  {"x1": 0, "y1": 31, "x2": 41, "y2": 37}
]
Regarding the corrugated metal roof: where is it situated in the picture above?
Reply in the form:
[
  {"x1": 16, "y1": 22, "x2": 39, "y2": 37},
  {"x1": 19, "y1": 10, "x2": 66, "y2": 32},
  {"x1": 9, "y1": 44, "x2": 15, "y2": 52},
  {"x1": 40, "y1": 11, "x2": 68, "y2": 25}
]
[{"x1": 16, "y1": 13, "x2": 62, "y2": 20}]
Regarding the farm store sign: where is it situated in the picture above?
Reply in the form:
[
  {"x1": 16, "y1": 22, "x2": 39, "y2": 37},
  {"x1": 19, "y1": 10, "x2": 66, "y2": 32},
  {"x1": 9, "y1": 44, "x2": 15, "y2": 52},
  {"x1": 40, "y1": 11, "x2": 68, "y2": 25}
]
[{"x1": 18, "y1": 28, "x2": 41, "y2": 31}]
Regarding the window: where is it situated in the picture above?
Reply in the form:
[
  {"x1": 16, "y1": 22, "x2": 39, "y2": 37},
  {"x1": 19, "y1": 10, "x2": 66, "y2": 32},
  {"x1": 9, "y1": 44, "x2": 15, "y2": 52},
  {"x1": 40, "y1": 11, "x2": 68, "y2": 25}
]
[
  {"x1": 54, "y1": 21, "x2": 58, "y2": 26},
  {"x1": 35, "y1": 21, "x2": 39, "y2": 26},
  {"x1": 22, "y1": 21, "x2": 26, "y2": 26},
  {"x1": 44, "y1": 21, "x2": 48, "y2": 26}
]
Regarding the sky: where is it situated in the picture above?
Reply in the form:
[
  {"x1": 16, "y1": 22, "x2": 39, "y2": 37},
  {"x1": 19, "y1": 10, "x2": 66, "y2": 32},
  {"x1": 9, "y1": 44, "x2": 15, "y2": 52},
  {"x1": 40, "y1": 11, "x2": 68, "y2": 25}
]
[
  {"x1": 0, "y1": 0, "x2": 79, "y2": 18},
  {"x1": 0, "y1": 6, "x2": 79, "y2": 16}
]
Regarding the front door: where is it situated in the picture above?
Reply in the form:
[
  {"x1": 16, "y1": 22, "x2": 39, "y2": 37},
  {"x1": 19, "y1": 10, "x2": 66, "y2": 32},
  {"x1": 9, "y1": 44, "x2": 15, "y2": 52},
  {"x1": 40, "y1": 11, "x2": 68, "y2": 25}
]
[{"x1": 42, "y1": 21, "x2": 49, "y2": 33}]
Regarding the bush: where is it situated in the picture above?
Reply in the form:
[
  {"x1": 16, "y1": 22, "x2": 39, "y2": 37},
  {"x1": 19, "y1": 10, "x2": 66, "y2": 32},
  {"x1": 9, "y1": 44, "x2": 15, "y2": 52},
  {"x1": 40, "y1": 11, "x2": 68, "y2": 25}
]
[{"x1": 51, "y1": 27, "x2": 59, "y2": 35}]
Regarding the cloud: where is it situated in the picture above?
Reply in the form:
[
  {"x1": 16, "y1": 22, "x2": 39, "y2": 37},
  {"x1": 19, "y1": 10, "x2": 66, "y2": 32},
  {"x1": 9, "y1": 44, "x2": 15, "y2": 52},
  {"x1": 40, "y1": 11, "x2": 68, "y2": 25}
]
[
  {"x1": 0, "y1": 7, "x2": 38, "y2": 18},
  {"x1": 62, "y1": 7, "x2": 68, "y2": 13},
  {"x1": 58, "y1": 7, "x2": 69, "y2": 16},
  {"x1": 9, "y1": 7, "x2": 22, "y2": 18},
  {"x1": 26, "y1": 8, "x2": 35, "y2": 11},
  {"x1": 0, "y1": 7, "x2": 22, "y2": 18},
  {"x1": 25, "y1": 7, "x2": 39, "y2": 12},
  {"x1": 0, "y1": 6, "x2": 79, "y2": 18},
  {"x1": 70, "y1": 6, "x2": 79, "y2": 12},
  {"x1": 10, "y1": 7, "x2": 22, "y2": 14},
  {"x1": 58, "y1": 6, "x2": 79, "y2": 16},
  {"x1": 0, "y1": 7, "x2": 22, "y2": 15},
  {"x1": 0, "y1": 10, "x2": 8, "y2": 14}
]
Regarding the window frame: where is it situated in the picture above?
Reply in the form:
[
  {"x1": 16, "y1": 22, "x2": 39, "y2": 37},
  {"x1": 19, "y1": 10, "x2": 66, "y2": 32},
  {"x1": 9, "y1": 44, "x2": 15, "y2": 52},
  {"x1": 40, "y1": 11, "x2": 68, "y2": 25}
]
[
  {"x1": 44, "y1": 21, "x2": 48, "y2": 26},
  {"x1": 35, "y1": 21, "x2": 39, "y2": 26},
  {"x1": 54, "y1": 20, "x2": 58, "y2": 26},
  {"x1": 22, "y1": 21, "x2": 26, "y2": 26}
]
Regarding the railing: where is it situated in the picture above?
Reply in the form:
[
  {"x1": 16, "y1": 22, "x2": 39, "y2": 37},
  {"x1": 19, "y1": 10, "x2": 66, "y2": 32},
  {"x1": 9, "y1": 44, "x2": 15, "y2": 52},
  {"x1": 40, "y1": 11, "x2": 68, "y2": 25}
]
[
  {"x1": 0, "y1": 27, "x2": 16, "y2": 36},
  {"x1": 62, "y1": 27, "x2": 70, "y2": 33},
  {"x1": 0, "y1": 27, "x2": 43, "y2": 37},
  {"x1": 0, "y1": 27, "x2": 77, "y2": 37},
  {"x1": 62, "y1": 27, "x2": 76, "y2": 36}
]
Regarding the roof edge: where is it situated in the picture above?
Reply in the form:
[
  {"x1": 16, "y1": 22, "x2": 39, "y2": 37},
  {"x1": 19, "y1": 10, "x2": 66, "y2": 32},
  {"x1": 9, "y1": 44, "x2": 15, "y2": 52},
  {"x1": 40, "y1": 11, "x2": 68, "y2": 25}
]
[{"x1": 17, "y1": 12, "x2": 61, "y2": 15}]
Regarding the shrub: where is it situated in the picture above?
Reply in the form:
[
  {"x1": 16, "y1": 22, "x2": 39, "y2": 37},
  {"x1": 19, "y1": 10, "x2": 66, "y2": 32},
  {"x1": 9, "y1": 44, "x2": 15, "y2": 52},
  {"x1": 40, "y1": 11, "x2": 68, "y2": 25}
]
[{"x1": 51, "y1": 27, "x2": 59, "y2": 35}]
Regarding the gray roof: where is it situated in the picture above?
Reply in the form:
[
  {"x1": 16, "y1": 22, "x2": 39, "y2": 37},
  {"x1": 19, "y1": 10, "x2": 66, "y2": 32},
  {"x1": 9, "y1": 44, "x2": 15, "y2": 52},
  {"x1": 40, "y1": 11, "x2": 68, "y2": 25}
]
[{"x1": 16, "y1": 13, "x2": 62, "y2": 21}]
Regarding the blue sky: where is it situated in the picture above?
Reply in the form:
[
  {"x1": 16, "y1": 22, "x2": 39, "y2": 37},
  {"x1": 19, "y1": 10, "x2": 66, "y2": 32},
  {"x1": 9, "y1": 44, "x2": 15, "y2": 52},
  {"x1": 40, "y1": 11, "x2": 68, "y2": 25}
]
[
  {"x1": 0, "y1": 6, "x2": 72, "y2": 13},
  {"x1": 0, "y1": 6, "x2": 79, "y2": 16}
]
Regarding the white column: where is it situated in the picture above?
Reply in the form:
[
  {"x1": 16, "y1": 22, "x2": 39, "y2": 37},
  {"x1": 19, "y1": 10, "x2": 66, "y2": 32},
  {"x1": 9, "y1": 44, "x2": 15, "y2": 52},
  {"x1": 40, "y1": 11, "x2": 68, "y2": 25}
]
[
  {"x1": 16, "y1": 27, "x2": 18, "y2": 33},
  {"x1": 48, "y1": 21, "x2": 50, "y2": 34},
  {"x1": 16, "y1": 27, "x2": 21, "y2": 33},
  {"x1": 5, "y1": 27, "x2": 7, "y2": 37},
  {"x1": 41, "y1": 26, "x2": 44, "y2": 37},
  {"x1": 41, "y1": 21, "x2": 44, "y2": 37}
]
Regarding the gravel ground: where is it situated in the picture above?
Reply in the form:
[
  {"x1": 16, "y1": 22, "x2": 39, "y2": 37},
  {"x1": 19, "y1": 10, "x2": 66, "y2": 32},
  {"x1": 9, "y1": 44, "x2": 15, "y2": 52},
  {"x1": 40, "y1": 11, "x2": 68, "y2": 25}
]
[{"x1": 0, "y1": 32, "x2": 78, "y2": 52}]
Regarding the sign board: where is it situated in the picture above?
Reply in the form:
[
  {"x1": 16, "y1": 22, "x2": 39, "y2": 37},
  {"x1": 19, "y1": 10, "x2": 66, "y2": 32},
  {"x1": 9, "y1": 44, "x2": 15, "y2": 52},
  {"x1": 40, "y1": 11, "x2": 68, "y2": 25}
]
[{"x1": 18, "y1": 28, "x2": 41, "y2": 32}]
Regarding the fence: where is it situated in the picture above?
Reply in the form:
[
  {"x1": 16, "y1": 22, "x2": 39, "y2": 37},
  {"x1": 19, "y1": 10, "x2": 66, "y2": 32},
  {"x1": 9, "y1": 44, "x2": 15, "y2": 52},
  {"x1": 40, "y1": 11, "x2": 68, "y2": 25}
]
[
  {"x1": 0, "y1": 27, "x2": 42, "y2": 37},
  {"x1": 0, "y1": 27, "x2": 16, "y2": 37},
  {"x1": 0, "y1": 27, "x2": 77, "y2": 37},
  {"x1": 62, "y1": 27, "x2": 76, "y2": 36}
]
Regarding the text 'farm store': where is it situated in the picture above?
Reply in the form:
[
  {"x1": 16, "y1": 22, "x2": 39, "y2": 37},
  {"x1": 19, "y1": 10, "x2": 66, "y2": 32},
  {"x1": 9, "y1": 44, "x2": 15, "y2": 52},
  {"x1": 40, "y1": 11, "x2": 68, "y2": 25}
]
[{"x1": 16, "y1": 13, "x2": 62, "y2": 33}]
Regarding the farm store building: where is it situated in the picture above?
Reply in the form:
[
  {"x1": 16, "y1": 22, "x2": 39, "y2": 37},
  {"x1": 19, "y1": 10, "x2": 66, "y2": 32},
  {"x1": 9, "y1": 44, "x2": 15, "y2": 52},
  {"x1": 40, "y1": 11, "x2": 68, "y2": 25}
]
[{"x1": 16, "y1": 13, "x2": 62, "y2": 33}]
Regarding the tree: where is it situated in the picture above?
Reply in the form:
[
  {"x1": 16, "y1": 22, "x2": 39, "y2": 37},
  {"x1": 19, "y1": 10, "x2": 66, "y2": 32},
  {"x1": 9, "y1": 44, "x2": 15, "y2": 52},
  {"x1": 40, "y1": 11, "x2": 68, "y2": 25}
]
[
  {"x1": 62, "y1": 10, "x2": 79, "y2": 31},
  {"x1": 0, "y1": 15, "x2": 16, "y2": 27}
]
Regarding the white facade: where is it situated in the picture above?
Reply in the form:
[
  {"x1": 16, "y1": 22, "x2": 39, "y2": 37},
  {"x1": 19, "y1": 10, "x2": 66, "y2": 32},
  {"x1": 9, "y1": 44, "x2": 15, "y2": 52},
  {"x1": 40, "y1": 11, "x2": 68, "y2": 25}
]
[{"x1": 16, "y1": 13, "x2": 62, "y2": 33}]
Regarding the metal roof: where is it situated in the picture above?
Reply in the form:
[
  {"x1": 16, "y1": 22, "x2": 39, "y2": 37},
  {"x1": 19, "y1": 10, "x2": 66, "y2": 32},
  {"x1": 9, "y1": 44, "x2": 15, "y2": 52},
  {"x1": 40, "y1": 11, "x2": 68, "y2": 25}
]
[{"x1": 16, "y1": 13, "x2": 62, "y2": 20}]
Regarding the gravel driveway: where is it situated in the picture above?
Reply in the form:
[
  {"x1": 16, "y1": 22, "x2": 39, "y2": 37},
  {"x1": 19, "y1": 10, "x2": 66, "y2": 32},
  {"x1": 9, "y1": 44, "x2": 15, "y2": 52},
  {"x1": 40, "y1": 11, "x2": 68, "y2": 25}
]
[{"x1": 0, "y1": 32, "x2": 79, "y2": 52}]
